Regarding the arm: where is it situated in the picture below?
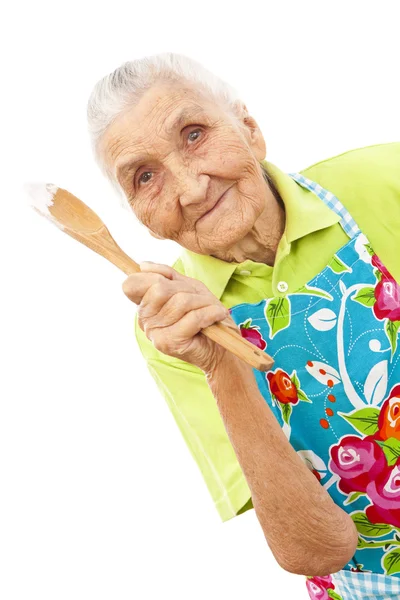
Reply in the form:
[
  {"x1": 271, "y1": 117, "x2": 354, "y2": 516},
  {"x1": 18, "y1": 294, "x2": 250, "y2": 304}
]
[
  {"x1": 134, "y1": 308, "x2": 254, "y2": 522},
  {"x1": 124, "y1": 261, "x2": 358, "y2": 576},
  {"x1": 206, "y1": 353, "x2": 359, "y2": 577}
]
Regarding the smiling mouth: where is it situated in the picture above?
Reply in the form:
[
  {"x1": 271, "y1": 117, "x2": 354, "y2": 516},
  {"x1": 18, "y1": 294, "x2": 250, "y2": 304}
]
[{"x1": 197, "y1": 186, "x2": 233, "y2": 223}]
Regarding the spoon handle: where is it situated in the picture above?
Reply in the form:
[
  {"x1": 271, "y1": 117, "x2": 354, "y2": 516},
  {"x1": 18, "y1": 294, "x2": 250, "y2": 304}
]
[{"x1": 68, "y1": 224, "x2": 274, "y2": 372}]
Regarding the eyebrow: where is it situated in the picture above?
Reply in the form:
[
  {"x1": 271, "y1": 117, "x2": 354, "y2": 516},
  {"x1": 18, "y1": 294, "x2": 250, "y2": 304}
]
[{"x1": 115, "y1": 106, "x2": 205, "y2": 180}]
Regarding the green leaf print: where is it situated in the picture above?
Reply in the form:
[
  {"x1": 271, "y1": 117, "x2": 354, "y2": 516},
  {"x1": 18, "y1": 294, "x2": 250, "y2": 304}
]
[
  {"x1": 385, "y1": 320, "x2": 400, "y2": 357},
  {"x1": 351, "y1": 512, "x2": 392, "y2": 537},
  {"x1": 280, "y1": 402, "x2": 292, "y2": 425},
  {"x1": 356, "y1": 536, "x2": 365, "y2": 549},
  {"x1": 384, "y1": 548, "x2": 400, "y2": 575},
  {"x1": 376, "y1": 437, "x2": 400, "y2": 466},
  {"x1": 265, "y1": 297, "x2": 291, "y2": 339},
  {"x1": 374, "y1": 268, "x2": 383, "y2": 282},
  {"x1": 290, "y1": 371, "x2": 300, "y2": 389},
  {"x1": 343, "y1": 491, "x2": 366, "y2": 506},
  {"x1": 327, "y1": 591, "x2": 343, "y2": 600},
  {"x1": 289, "y1": 371, "x2": 312, "y2": 403},
  {"x1": 351, "y1": 286, "x2": 376, "y2": 307},
  {"x1": 297, "y1": 388, "x2": 312, "y2": 403},
  {"x1": 338, "y1": 407, "x2": 380, "y2": 435},
  {"x1": 294, "y1": 284, "x2": 333, "y2": 301},
  {"x1": 365, "y1": 242, "x2": 375, "y2": 257},
  {"x1": 240, "y1": 318, "x2": 253, "y2": 329},
  {"x1": 328, "y1": 254, "x2": 352, "y2": 274}
]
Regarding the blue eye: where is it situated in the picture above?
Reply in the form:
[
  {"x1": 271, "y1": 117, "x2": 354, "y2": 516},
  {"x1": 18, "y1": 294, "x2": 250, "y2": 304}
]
[
  {"x1": 188, "y1": 129, "x2": 202, "y2": 143},
  {"x1": 138, "y1": 171, "x2": 153, "y2": 185}
]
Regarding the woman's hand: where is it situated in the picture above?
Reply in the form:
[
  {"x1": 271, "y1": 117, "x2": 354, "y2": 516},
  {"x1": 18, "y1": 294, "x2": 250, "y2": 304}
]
[{"x1": 122, "y1": 261, "x2": 241, "y2": 375}]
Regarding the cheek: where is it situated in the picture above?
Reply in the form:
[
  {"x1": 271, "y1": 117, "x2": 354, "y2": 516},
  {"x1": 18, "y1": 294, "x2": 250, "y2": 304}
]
[
  {"x1": 140, "y1": 195, "x2": 182, "y2": 236},
  {"x1": 235, "y1": 174, "x2": 266, "y2": 212},
  {"x1": 132, "y1": 196, "x2": 156, "y2": 229},
  {"x1": 203, "y1": 132, "x2": 250, "y2": 171}
]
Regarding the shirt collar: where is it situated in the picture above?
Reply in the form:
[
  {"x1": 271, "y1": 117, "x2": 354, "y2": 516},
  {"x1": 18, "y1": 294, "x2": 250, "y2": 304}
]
[
  {"x1": 266, "y1": 162, "x2": 341, "y2": 243},
  {"x1": 179, "y1": 161, "x2": 341, "y2": 299}
]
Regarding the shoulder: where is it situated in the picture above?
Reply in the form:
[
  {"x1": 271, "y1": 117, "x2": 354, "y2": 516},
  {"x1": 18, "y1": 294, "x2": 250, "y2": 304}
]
[
  {"x1": 302, "y1": 141, "x2": 400, "y2": 174},
  {"x1": 302, "y1": 142, "x2": 400, "y2": 282},
  {"x1": 301, "y1": 142, "x2": 400, "y2": 200}
]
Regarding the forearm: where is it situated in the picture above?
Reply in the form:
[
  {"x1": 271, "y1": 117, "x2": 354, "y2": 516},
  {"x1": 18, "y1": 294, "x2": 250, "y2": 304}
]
[{"x1": 206, "y1": 355, "x2": 358, "y2": 576}]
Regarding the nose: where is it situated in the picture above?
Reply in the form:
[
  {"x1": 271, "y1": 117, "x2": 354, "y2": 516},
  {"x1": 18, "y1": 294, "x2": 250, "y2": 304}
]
[{"x1": 177, "y1": 171, "x2": 210, "y2": 209}]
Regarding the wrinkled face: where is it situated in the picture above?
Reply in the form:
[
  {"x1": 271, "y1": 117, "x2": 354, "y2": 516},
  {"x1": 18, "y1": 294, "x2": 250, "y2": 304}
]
[{"x1": 100, "y1": 81, "x2": 274, "y2": 258}]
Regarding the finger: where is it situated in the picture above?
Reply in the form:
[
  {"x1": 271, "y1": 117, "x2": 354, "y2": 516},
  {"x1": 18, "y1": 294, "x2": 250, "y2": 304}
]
[
  {"x1": 148, "y1": 304, "x2": 228, "y2": 352},
  {"x1": 141, "y1": 291, "x2": 229, "y2": 331},
  {"x1": 139, "y1": 261, "x2": 206, "y2": 293},
  {"x1": 139, "y1": 261, "x2": 185, "y2": 281},
  {"x1": 122, "y1": 272, "x2": 169, "y2": 304},
  {"x1": 140, "y1": 280, "x2": 203, "y2": 319}
]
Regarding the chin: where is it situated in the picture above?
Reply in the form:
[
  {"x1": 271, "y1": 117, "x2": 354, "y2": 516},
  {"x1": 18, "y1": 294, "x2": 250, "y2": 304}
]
[{"x1": 203, "y1": 220, "x2": 255, "y2": 255}]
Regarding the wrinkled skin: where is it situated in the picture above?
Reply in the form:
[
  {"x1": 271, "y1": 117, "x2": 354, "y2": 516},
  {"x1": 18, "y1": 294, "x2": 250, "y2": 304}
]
[
  {"x1": 100, "y1": 80, "x2": 285, "y2": 371},
  {"x1": 122, "y1": 260, "x2": 244, "y2": 375},
  {"x1": 100, "y1": 81, "x2": 284, "y2": 265}
]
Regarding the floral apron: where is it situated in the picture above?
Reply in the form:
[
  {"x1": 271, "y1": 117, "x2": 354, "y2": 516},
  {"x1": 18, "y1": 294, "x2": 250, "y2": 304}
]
[{"x1": 228, "y1": 173, "x2": 400, "y2": 600}]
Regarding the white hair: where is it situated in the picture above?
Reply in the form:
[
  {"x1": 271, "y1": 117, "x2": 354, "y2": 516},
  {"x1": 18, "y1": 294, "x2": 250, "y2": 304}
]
[{"x1": 86, "y1": 52, "x2": 244, "y2": 210}]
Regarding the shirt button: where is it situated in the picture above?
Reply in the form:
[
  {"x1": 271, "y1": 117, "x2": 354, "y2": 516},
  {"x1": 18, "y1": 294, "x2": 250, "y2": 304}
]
[
  {"x1": 239, "y1": 270, "x2": 252, "y2": 276},
  {"x1": 277, "y1": 281, "x2": 289, "y2": 293}
]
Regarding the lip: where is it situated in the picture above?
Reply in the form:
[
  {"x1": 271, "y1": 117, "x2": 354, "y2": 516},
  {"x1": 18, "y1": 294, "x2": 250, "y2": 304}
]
[{"x1": 197, "y1": 186, "x2": 233, "y2": 223}]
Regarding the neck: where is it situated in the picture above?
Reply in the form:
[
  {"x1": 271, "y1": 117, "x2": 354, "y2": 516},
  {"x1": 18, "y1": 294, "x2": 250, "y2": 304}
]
[{"x1": 212, "y1": 168, "x2": 286, "y2": 266}]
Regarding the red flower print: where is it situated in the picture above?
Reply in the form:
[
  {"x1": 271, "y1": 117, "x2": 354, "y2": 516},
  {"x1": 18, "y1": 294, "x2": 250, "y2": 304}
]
[
  {"x1": 374, "y1": 384, "x2": 400, "y2": 441},
  {"x1": 366, "y1": 458, "x2": 400, "y2": 528},
  {"x1": 329, "y1": 435, "x2": 386, "y2": 494},
  {"x1": 372, "y1": 254, "x2": 391, "y2": 278},
  {"x1": 349, "y1": 564, "x2": 369, "y2": 572},
  {"x1": 371, "y1": 255, "x2": 400, "y2": 321},
  {"x1": 239, "y1": 318, "x2": 267, "y2": 350},
  {"x1": 266, "y1": 369, "x2": 299, "y2": 404},
  {"x1": 306, "y1": 574, "x2": 337, "y2": 600},
  {"x1": 312, "y1": 469, "x2": 322, "y2": 481}
]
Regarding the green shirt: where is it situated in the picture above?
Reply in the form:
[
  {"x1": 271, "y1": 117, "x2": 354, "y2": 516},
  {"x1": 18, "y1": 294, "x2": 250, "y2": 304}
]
[{"x1": 134, "y1": 142, "x2": 400, "y2": 522}]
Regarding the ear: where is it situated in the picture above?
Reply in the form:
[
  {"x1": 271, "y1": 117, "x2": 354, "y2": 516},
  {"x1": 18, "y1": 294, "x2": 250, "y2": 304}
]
[
  {"x1": 149, "y1": 229, "x2": 165, "y2": 240},
  {"x1": 233, "y1": 102, "x2": 267, "y2": 161}
]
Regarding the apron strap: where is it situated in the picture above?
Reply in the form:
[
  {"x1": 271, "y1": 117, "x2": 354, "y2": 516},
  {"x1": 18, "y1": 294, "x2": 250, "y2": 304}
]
[{"x1": 288, "y1": 172, "x2": 361, "y2": 239}]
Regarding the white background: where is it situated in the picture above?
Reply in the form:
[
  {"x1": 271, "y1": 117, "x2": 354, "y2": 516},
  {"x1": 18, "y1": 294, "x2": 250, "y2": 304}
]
[{"x1": 2, "y1": 1, "x2": 400, "y2": 598}]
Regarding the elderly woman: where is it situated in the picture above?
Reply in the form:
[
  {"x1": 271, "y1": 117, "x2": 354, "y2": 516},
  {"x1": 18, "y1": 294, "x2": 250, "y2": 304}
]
[{"x1": 87, "y1": 53, "x2": 400, "y2": 600}]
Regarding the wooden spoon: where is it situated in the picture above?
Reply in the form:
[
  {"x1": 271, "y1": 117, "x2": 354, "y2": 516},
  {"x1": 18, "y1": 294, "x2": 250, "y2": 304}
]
[{"x1": 24, "y1": 183, "x2": 274, "y2": 372}]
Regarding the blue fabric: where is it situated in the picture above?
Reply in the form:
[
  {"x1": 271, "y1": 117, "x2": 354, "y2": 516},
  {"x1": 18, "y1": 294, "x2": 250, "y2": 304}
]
[
  {"x1": 332, "y1": 569, "x2": 400, "y2": 599},
  {"x1": 229, "y1": 174, "x2": 400, "y2": 599}
]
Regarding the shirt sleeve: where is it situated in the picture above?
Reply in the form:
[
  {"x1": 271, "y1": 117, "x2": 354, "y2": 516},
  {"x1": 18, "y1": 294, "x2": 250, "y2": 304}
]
[{"x1": 134, "y1": 312, "x2": 253, "y2": 522}]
